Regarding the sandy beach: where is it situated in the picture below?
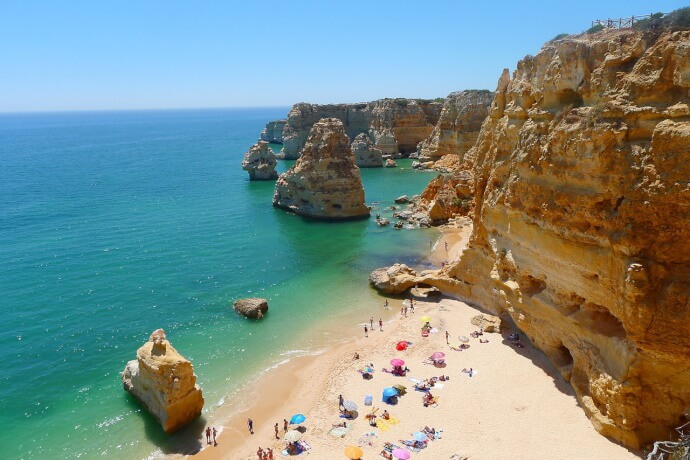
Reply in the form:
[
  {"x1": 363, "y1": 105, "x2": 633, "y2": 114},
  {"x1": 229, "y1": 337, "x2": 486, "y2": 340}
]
[{"x1": 190, "y1": 227, "x2": 640, "y2": 460}]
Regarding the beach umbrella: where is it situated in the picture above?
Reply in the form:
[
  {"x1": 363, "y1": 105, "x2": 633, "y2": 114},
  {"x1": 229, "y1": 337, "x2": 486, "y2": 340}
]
[
  {"x1": 382, "y1": 387, "x2": 398, "y2": 398},
  {"x1": 413, "y1": 431, "x2": 428, "y2": 442},
  {"x1": 458, "y1": 335, "x2": 469, "y2": 343},
  {"x1": 431, "y1": 351, "x2": 445, "y2": 360},
  {"x1": 392, "y1": 448, "x2": 411, "y2": 459},
  {"x1": 284, "y1": 430, "x2": 302, "y2": 443},
  {"x1": 420, "y1": 316, "x2": 432, "y2": 323},
  {"x1": 362, "y1": 366, "x2": 374, "y2": 373},
  {"x1": 390, "y1": 358, "x2": 405, "y2": 367},
  {"x1": 342, "y1": 399, "x2": 358, "y2": 412},
  {"x1": 289, "y1": 413, "x2": 306, "y2": 425},
  {"x1": 396, "y1": 341, "x2": 407, "y2": 351},
  {"x1": 344, "y1": 445, "x2": 364, "y2": 459}
]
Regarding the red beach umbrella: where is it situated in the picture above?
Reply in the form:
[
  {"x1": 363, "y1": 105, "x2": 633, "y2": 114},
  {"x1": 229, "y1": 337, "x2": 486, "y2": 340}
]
[{"x1": 396, "y1": 341, "x2": 407, "y2": 351}]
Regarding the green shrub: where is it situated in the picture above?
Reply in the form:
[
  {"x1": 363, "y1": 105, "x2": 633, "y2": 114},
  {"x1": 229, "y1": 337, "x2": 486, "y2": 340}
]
[
  {"x1": 633, "y1": 7, "x2": 690, "y2": 31},
  {"x1": 550, "y1": 33, "x2": 570, "y2": 41},
  {"x1": 587, "y1": 24, "x2": 605, "y2": 34}
]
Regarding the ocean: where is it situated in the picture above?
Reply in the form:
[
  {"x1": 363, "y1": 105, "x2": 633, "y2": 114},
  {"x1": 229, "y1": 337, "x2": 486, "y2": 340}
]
[{"x1": 0, "y1": 108, "x2": 438, "y2": 459}]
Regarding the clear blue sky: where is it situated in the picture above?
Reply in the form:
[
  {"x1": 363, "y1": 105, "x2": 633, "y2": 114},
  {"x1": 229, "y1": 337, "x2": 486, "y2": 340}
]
[{"x1": 0, "y1": 1, "x2": 686, "y2": 112}]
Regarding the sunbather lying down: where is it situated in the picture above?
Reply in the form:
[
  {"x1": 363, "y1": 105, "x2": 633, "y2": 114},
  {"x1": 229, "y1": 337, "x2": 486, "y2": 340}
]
[{"x1": 332, "y1": 421, "x2": 347, "y2": 427}]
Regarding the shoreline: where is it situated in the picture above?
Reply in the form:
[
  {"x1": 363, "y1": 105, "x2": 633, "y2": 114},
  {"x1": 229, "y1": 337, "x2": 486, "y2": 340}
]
[{"x1": 184, "y1": 224, "x2": 639, "y2": 459}]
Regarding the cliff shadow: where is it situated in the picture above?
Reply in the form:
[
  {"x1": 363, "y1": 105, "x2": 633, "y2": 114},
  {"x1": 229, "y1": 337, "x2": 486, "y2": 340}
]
[
  {"x1": 122, "y1": 393, "x2": 207, "y2": 455},
  {"x1": 493, "y1": 315, "x2": 641, "y2": 457}
]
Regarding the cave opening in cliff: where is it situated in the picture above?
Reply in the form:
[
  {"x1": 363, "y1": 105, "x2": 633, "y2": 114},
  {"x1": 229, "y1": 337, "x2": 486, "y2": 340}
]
[
  {"x1": 554, "y1": 344, "x2": 574, "y2": 370},
  {"x1": 579, "y1": 303, "x2": 627, "y2": 339}
]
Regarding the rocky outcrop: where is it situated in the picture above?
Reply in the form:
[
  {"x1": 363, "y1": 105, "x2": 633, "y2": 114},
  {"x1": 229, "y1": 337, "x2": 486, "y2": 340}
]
[
  {"x1": 408, "y1": 172, "x2": 474, "y2": 224},
  {"x1": 273, "y1": 118, "x2": 370, "y2": 220},
  {"x1": 351, "y1": 133, "x2": 383, "y2": 167},
  {"x1": 122, "y1": 329, "x2": 204, "y2": 433},
  {"x1": 368, "y1": 264, "x2": 420, "y2": 294},
  {"x1": 260, "y1": 120, "x2": 287, "y2": 144},
  {"x1": 403, "y1": 30, "x2": 690, "y2": 448},
  {"x1": 417, "y1": 90, "x2": 493, "y2": 162},
  {"x1": 233, "y1": 298, "x2": 269, "y2": 319},
  {"x1": 471, "y1": 313, "x2": 501, "y2": 333},
  {"x1": 241, "y1": 141, "x2": 278, "y2": 180},
  {"x1": 280, "y1": 99, "x2": 443, "y2": 159},
  {"x1": 384, "y1": 159, "x2": 397, "y2": 168}
]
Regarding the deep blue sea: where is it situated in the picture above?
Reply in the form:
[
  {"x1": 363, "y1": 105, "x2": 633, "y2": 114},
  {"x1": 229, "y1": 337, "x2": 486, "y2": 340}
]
[{"x1": 0, "y1": 108, "x2": 438, "y2": 459}]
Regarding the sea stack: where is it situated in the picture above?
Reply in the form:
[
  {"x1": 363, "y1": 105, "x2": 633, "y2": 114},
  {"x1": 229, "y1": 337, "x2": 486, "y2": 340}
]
[
  {"x1": 242, "y1": 141, "x2": 278, "y2": 180},
  {"x1": 351, "y1": 133, "x2": 383, "y2": 167},
  {"x1": 273, "y1": 118, "x2": 370, "y2": 220},
  {"x1": 121, "y1": 329, "x2": 204, "y2": 433}
]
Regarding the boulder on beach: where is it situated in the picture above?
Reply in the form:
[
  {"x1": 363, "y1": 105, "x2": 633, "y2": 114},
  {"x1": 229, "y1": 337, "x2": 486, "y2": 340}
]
[
  {"x1": 369, "y1": 264, "x2": 419, "y2": 294},
  {"x1": 233, "y1": 298, "x2": 269, "y2": 319},
  {"x1": 471, "y1": 313, "x2": 502, "y2": 333},
  {"x1": 121, "y1": 329, "x2": 204, "y2": 433}
]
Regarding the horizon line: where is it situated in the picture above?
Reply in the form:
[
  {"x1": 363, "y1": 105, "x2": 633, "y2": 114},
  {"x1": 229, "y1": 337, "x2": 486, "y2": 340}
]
[{"x1": 0, "y1": 105, "x2": 297, "y2": 116}]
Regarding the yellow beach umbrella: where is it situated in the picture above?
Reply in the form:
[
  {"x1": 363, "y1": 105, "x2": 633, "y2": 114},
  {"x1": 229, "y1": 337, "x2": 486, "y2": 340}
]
[
  {"x1": 344, "y1": 445, "x2": 364, "y2": 459},
  {"x1": 420, "y1": 316, "x2": 432, "y2": 323}
]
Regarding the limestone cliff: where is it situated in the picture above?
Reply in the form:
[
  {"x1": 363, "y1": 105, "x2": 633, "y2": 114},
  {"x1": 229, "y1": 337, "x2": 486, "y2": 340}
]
[
  {"x1": 241, "y1": 141, "x2": 278, "y2": 180},
  {"x1": 122, "y1": 329, "x2": 204, "y2": 433},
  {"x1": 417, "y1": 90, "x2": 493, "y2": 162},
  {"x1": 260, "y1": 120, "x2": 286, "y2": 144},
  {"x1": 379, "y1": 29, "x2": 690, "y2": 448},
  {"x1": 280, "y1": 99, "x2": 442, "y2": 159},
  {"x1": 351, "y1": 133, "x2": 383, "y2": 168},
  {"x1": 273, "y1": 118, "x2": 370, "y2": 220}
]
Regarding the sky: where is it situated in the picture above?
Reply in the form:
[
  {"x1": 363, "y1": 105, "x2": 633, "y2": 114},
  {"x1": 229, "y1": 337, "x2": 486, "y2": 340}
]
[{"x1": 0, "y1": 0, "x2": 687, "y2": 112}]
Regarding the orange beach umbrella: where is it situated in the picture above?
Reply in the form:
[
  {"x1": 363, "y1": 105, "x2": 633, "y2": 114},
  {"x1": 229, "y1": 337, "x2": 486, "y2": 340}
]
[{"x1": 344, "y1": 445, "x2": 364, "y2": 459}]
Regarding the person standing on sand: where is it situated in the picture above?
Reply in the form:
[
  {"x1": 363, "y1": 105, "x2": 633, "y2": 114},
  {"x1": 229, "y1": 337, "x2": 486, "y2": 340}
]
[
  {"x1": 410, "y1": 299, "x2": 415, "y2": 314},
  {"x1": 205, "y1": 426, "x2": 211, "y2": 444},
  {"x1": 446, "y1": 330, "x2": 450, "y2": 344},
  {"x1": 248, "y1": 417, "x2": 254, "y2": 434},
  {"x1": 274, "y1": 422, "x2": 279, "y2": 439},
  {"x1": 339, "y1": 394, "x2": 344, "y2": 411},
  {"x1": 379, "y1": 318, "x2": 383, "y2": 331},
  {"x1": 283, "y1": 418, "x2": 288, "y2": 432},
  {"x1": 370, "y1": 317, "x2": 374, "y2": 328},
  {"x1": 212, "y1": 427, "x2": 217, "y2": 445},
  {"x1": 404, "y1": 305, "x2": 408, "y2": 317},
  {"x1": 364, "y1": 325, "x2": 368, "y2": 337},
  {"x1": 257, "y1": 447, "x2": 263, "y2": 459},
  {"x1": 445, "y1": 241, "x2": 448, "y2": 252},
  {"x1": 385, "y1": 299, "x2": 389, "y2": 309},
  {"x1": 268, "y1": 448, "x2": 274, "y2": 460}
]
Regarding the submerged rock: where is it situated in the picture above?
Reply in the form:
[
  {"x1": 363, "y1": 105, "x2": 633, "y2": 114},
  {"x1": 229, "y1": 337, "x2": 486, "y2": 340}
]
[
  {"x1": 233, "y1": 298, "x2": 269, "y2": 319},
  {"x1": 241, "y1": 141, "x2": 278, "y2": 180},
  {"x1": 273, "y1": 118, "x2": 370, "y2": 220},
  {"x1": 122, "y1": 329, "x2": 204, "y2": 433},
  {"x1": 385, "y1": 159, "x2": 397, "y2": 168}
]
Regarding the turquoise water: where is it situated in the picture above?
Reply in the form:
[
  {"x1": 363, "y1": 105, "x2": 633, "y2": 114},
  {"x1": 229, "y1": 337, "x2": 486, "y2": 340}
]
[{"x1": 0, "y1": 109, "x2": 437, "y2": 459}]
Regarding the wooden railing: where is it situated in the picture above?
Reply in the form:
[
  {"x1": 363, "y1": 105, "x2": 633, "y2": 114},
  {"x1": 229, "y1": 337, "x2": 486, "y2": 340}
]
[{"x1": 591, "y1": 13, "x2": 665, "y2": 29}]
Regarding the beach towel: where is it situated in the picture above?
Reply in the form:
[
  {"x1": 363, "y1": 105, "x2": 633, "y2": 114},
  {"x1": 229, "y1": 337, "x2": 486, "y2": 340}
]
[
  {"x1": 358, "y1": 432, "x2": 378, "y2": 447},
  {"x1": 328, "y1": 426, "x2": 351, "y2": 438},
  {"x1": 376, "y1": 417, "x2": 399, "y2": 432},
  {"x1": 298, "y1": 440, "x2": 311, "y2": 451}
]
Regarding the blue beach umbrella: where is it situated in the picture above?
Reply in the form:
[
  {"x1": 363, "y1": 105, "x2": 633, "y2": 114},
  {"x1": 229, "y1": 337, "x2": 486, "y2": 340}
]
[
  {"x1": 413, "y1": 431, "x2": 427, "y2": 442},
  {"x1": 290, "y1": 413, "x2": 306, "y2": 425},
  {"x1": 382, "y1": 387, "x2": 399, "y2": 403}
]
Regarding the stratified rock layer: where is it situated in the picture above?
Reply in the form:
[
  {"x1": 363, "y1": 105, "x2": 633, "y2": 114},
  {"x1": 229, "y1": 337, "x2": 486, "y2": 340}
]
[
  {"x1": 417, "y1": 90, "x2": 494, "y2": 161},
  {"x1": 122, "y1": 329, "x2": 204, "y2": 433},
  {"x1": 351, "y1": 133, "x2": 383, "y2": 167},
  {"x1": 280, "y1": 99, "x2": 443, "y2": 159},
  {"x1": 273, "y1": 118, "x2": 370, "y2": 220},
  {"x1": 260, "y1": 120, "x2": 286, "y2": 144},
  {"x1": 241, "y1": 141, "x2": 278, "y2": 180},
  {"x1": 413, "y1": 30, "x2": 690, "y2": 448}
]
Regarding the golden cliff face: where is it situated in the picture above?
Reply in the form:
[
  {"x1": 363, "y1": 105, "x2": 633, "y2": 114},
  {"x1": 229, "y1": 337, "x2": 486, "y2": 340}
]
[{"x1": 435, "y1": 29, "x2": 690, "y2": 448}]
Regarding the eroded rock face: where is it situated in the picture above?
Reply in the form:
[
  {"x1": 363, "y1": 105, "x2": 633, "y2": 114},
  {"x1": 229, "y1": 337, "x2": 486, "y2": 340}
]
[
  {"x1": 273, "y1": 118, "x2": 370, "y2": 220},
  {"x1": 233, "y1": 298, "x2": 269, "y2": 319},
  {"x1": 122, "y1": 329, "x2": 204, "y2": 433},
  {"x1": 368, "y1": 264, "x2": 419, "y2": 294},
  {"x1": 410, "y1": 173, "x2": 474, "y2": 224},
  {"x1": 280, "y1": 99, "x2": 443, "y2": 159},
  {"x1": 241, "y1": 141, "x2": 278, "y2": 180},
  {"x1": 351, "y1": 133, "x2": 383, "y2": 167},
  {"x1": 260, "y1": 120, "x2": 287, "y2": 144},
  {"x1": 422, "y1": 29, "x2": 690, "y2": 448},
  {"x1": 417, "y1": 90, "x2": 494, "y2": 161}
]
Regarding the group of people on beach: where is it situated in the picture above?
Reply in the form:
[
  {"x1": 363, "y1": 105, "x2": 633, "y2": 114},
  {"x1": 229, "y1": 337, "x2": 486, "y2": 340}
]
[
  {"x1": 204, "y1": 426, "x2": 217, "y2": 446},
  {"x1": 364, "y1": 317, "x2": 383, "y2": 337},
  {"x1": 400, "y1": 298, "x2": 415, "y2": 317},
  {"x1": 256, "y1": 446, "x2": 274, "y2": 459}
]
